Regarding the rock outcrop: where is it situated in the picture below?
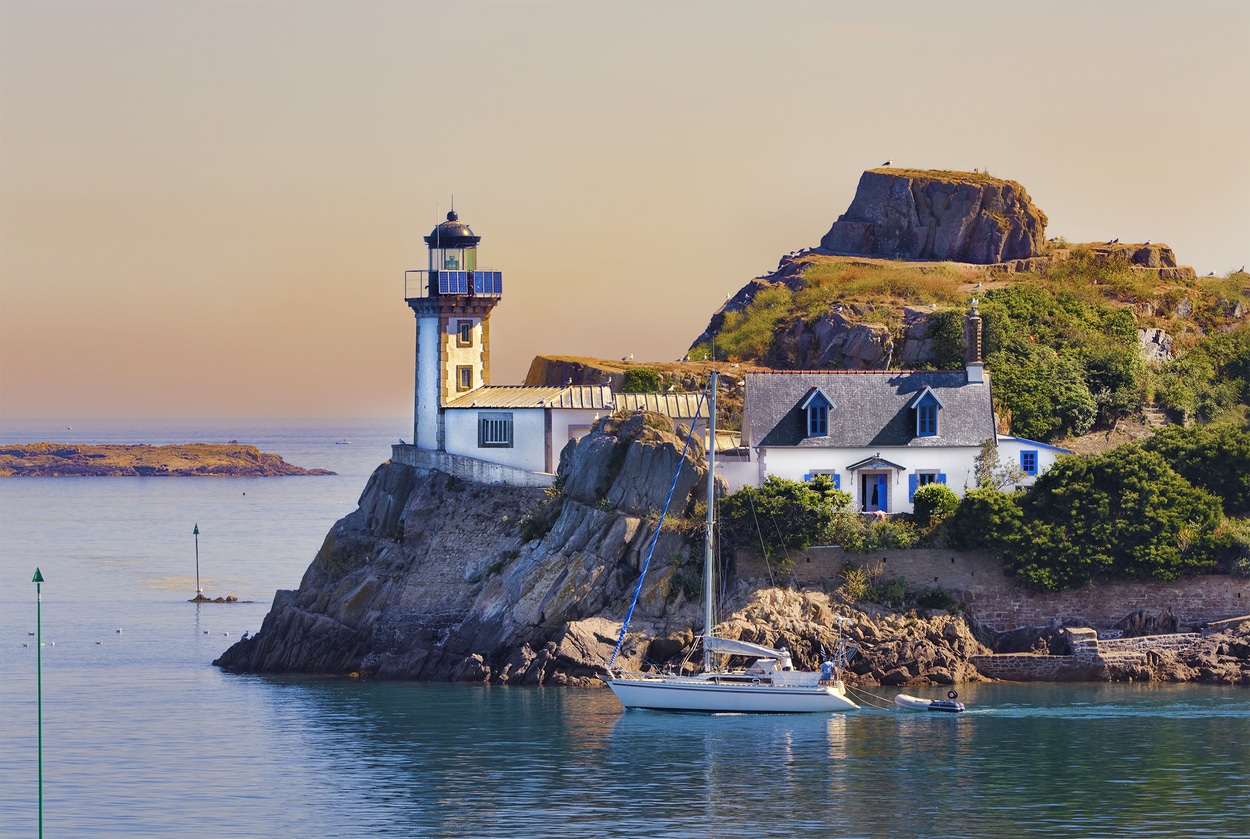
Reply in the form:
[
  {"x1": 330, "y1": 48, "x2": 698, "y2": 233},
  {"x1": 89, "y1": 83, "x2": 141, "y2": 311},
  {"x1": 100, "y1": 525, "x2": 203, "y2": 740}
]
[
  {"x1": 820, "y1": 168, "x2": 1047, "y2": 264},
  {"x1": 0, "y1": 443, "x2": 334, "y2": 477},
  {"x1": 215, "y1": 413, "x2": 998, "y2": 687}
]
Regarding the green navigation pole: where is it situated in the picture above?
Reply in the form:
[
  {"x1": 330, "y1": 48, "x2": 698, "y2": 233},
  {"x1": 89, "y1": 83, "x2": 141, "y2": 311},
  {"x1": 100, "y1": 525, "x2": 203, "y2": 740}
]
[
  {"x1": 32, "y1": 567, "x2": 44, "y2": 839},
  {"x1": 193, "y1": 523, "x2": 202, "y2": 597}
]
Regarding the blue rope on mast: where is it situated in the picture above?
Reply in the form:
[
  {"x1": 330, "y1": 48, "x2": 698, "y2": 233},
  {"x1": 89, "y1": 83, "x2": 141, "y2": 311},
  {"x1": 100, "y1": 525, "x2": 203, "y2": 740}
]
[{"x1": 606, "y1": 383, "x2": 710, "y2": 670}]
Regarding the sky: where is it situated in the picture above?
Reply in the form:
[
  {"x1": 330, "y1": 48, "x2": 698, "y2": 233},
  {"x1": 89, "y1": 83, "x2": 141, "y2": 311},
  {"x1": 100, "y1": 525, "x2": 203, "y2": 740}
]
[{"x1": 2, "y1": 0, "x2": 1247, "y2": 420}]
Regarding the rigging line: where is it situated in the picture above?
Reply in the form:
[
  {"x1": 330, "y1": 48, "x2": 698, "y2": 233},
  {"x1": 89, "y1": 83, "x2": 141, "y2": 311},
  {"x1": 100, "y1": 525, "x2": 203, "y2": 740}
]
[
  {"x1": 745, "y1": 492, "x2": 777, "y2": 588},
  {"x1": 844, "y1": 683, "x2": 898, "y2": 710},
  {"x1": 606, "y1": 383, "x2": 711, "y2": 670}
]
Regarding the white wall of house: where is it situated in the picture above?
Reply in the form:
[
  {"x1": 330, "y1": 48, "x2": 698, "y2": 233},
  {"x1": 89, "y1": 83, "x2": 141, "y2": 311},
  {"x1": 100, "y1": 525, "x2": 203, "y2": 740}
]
[
  {"x1": 444, "y1": 408, "x2": 547, "y2": 473},
  {"x1": 716, "y1": 457, "x2": 758, "y2": 494},
  {"x1": 757, "y1": 445, "x2": 982, "y2": 514},
  {"x1": 549, "y1": 407, "x2": 604, "y2": 472},
  {"x1": 995, "y1": 435, "x2": 1071, "y2": 489}
]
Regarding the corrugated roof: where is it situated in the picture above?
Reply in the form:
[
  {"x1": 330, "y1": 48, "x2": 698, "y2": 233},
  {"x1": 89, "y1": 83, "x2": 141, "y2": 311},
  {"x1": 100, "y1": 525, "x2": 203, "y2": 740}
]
[
  {"x1": 616, "y1": 392, "x2": 710, "y2": 418},
  {"x1": 745, "y1": 370, "x2": 995, "y2": 448},
  {"x1": 444, "y1": 385, "x2": 615, "y2": 410}
]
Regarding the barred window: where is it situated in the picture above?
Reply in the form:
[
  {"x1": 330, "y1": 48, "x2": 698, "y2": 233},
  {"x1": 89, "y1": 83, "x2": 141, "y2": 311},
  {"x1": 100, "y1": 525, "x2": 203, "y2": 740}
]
[{"x1": 478, "y1": 412, "x2": 513, "y2": 448}]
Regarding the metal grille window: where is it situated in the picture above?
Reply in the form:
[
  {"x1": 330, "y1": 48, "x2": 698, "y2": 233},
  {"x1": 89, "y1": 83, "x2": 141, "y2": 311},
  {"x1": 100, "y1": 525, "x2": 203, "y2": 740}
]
[{"x1": 478, "y1": 412, "x2": 513, "y2": 448}]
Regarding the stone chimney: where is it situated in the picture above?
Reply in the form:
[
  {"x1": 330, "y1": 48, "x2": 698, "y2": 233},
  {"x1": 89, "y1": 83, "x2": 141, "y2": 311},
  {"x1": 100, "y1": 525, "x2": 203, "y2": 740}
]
[{"x1": 964, "y1": 298, "x2": 984, "y2": 383}]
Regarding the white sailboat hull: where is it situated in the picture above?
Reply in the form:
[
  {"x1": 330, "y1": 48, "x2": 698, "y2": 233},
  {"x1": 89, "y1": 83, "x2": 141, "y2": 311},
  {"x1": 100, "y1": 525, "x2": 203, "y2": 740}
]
[{"x1": 604, "y1": 675, "x2": 858, "y2": 713}]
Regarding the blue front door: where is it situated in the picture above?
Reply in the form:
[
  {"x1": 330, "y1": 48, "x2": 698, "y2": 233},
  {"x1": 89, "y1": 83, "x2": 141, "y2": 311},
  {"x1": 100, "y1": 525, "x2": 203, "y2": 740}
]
[{"x1": 861, "y1": 473, "x2": 889, "y2": 512}]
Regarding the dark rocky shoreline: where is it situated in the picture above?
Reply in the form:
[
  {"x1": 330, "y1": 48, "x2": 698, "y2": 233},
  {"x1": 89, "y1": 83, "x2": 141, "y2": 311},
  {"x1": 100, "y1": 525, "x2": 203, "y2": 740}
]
[{"x1": 214, "y1": 418, "x2": 1250, "y2": 687}]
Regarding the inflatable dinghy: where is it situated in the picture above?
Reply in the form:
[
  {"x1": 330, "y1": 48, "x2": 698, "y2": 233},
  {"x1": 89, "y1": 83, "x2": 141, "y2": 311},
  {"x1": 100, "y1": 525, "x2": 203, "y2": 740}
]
[{"x1": 894, "y1": 691, "x2": 965, "y2": 713}]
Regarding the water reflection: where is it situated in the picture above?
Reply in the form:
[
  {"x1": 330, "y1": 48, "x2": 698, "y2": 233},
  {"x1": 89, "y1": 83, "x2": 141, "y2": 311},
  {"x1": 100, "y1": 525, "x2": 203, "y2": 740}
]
[{"x1": 250, "y1": 680, "x2": 1248, "y2": 839}]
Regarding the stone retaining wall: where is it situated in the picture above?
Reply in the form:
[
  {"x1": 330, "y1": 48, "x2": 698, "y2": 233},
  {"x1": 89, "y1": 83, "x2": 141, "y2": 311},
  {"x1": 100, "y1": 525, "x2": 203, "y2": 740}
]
[
  {"x1": 741, "y1": 545, "x2": 1249, "y2": 631},
  {"x1": 969, "y1": 628, "x2": 1201, "y2": 681}
]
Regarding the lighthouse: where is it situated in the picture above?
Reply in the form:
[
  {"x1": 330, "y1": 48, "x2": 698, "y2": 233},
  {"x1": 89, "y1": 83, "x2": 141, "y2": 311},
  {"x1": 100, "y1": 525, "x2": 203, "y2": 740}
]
[{"x1": 404, "y1": 209, "x2": 503, "y2": 451}]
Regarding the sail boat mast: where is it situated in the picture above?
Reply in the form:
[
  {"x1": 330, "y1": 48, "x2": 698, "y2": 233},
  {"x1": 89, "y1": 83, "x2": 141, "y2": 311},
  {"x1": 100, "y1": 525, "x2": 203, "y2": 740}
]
[{"x1": 703, "y1": 370, "x2": 717, "y2": 674}]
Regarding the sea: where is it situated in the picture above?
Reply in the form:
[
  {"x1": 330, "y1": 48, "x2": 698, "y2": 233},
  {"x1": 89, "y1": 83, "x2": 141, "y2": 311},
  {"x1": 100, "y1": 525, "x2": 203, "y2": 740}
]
[{"x1": 1, "y1": 418, "x2": 1248, "y2": 839}]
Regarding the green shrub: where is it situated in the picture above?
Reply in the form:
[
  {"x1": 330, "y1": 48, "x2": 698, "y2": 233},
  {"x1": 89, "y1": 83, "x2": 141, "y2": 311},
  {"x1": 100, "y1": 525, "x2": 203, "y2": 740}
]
[
  {"x1": 1142, "y1": 423, "x2": 1250, "y2": 515},
  {"x1": 913, "y1": 483, "x2": 960, "y2": 527},
  {"x1": 942, "y1": 488, "x2": 1023, "y2": 551},
  {"x1": 1003, "y1": 447, "x2": 1223, "y2": 590},
  {"x1": 719, "y1": 475, "x2": 851, "y2": 559},
  {"x1": 622, "y1": 368, "x2": 663, "y2": 393}
]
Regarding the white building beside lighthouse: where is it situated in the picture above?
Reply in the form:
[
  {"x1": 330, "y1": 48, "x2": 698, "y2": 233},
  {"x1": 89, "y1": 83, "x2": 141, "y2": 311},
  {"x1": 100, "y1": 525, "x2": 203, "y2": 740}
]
[{"x1": 392, "y1": 208, "x2": 617, "y2": 486}]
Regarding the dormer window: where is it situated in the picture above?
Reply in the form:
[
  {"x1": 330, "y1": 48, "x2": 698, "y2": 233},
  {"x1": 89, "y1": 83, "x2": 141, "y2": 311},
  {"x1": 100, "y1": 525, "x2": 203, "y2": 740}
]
[
  {"x1": 909, "y1": 387, "x2": 944, "y2": 438},
  {"x1": 798, "y1": 387, "x2": 834, "y2": 438},
  {"x1": 917, "y1": 403, "x2": 936, "y2": 436}
]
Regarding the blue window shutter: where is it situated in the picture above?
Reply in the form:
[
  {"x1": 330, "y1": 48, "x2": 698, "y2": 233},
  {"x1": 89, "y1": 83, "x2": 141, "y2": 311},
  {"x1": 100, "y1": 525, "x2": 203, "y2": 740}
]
[
  {"x1": 938, "y1": 473, "x2": 946, "y2": 484},
  {"x1": 908, "y1": 474, "x2": 918, "y2": 502},
  {"x1": 833, "y1": 474, "x2": 840, "y2": 489}
]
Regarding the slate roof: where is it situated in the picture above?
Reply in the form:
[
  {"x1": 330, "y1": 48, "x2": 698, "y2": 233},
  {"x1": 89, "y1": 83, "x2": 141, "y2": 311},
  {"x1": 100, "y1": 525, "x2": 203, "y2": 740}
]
[
  {"x1": 745, "y1": 370, "x2": 995, "y2": 448},
  {"x1": 444, "y1": 385, "x2": 614, "y2": 410}
]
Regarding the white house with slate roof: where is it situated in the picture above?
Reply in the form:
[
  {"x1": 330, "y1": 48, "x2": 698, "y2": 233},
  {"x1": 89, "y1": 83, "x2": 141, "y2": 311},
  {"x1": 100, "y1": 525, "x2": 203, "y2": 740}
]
[{"x1": 735, "y1": 303, "x2": 1032, "y2": 513}]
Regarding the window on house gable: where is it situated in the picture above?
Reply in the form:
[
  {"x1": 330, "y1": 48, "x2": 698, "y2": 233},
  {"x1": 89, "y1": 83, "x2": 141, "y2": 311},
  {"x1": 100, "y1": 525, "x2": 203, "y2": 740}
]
[
  {"x1": 457, "y1": 320, "x2": 473, "y2": 347},
  {"x1": 456, "y1": 365, "x2": 474, "y2": 391},
  {"x1": 478, "y1": 412, "x2": 513, "y2": 448},
  {"x1": 1021, "y1": 450, "x2": 1038, "y2": 475}
]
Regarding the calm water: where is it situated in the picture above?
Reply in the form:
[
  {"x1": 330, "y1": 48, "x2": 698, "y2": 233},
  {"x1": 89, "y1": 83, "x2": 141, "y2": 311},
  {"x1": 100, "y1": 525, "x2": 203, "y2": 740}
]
[{"x1": 1, "y1": 419, "x2": 1248, "y2": 838}]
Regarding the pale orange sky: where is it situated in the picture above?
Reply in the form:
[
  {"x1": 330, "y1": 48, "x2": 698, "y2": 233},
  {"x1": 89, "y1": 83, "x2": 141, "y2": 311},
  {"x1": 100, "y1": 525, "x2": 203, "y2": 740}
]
[{"x1": 2, "y1": 0, "x2": 1247, "y2": 420}]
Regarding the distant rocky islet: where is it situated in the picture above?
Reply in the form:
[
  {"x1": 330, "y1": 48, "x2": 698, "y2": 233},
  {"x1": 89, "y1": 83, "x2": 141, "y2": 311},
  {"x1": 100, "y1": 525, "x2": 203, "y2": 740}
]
[{"x1": 0, "y1": 442, "x2": 335, "y2": 477}]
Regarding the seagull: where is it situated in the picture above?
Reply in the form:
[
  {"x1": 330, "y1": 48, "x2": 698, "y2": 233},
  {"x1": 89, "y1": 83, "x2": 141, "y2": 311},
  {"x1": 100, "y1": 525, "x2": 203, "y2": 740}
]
[
  {"x1": 1208, "y1": 272, "x2": 1215, "y2": 277},
  {"x1": 881, "y1": 159, "x2": 892, "y2": 167},
  {"x1": 96, "y1": 640, "x2": 103, "y2": 645},
  {"x1": 1143, "y1": 240, "x2": 1151, "y2": 246},
  {"x1": 116, "y1": 628, "x2": 122, "y2": 633},
  {"x1": 241, "y1": 631, "x2": 250, "y2": 640},
  {"x1": 974, "y1": 282, "x2": 982, "y2": 289}
]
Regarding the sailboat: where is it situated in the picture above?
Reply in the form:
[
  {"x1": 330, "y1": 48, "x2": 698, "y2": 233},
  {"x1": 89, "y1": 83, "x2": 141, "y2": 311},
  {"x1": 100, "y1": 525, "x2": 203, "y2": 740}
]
[{"x1": 602, "y1": 370, "x2": 859, "y2": 713}]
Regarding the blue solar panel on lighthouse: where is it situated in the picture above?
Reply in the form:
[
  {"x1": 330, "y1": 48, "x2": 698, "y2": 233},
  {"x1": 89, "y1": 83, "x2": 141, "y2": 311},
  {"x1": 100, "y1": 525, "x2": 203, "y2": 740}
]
[
  {"x1": 476, "y1": 271, "x2": 503, "y2": 295},
  {"x1": 438, "y1": 271, "x2": 469, "y2": 295}
]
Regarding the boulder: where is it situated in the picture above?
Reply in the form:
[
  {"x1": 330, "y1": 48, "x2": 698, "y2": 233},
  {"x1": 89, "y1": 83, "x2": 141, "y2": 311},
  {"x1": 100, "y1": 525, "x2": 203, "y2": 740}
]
[{"x1": 820, "y1": 169, "x2": 1047, "y2": 263}]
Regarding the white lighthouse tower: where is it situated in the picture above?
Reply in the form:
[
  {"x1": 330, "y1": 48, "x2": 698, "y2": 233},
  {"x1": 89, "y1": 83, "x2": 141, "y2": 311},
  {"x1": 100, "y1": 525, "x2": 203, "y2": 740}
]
[{"x1": 404, "y1": 209, "x2": 503, "y2": 451}]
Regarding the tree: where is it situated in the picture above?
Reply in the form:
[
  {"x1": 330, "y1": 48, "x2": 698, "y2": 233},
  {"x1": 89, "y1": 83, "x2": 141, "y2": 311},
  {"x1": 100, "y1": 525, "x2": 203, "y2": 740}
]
[
  {"x1": 973, "y1": 438, "x2": 1026, "y2": 490},
  {"x1": 1143, "y1": 423, "x2": 1250, "y2": 515},
  {"x1": 989, "y1": 342, "x2": 1096, "y2": 441},
  {"x1": 718, "y1": 475, "x2": 850, "y2": 559},
  {"x1": 1002, "y1": 447, "x2": 1222, "y2": 590}
]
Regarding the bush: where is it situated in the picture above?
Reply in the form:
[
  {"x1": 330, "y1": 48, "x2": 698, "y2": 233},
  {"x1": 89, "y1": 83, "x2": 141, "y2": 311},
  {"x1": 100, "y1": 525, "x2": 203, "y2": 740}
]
[
  {"x1": 1142, "y1": 423, "x2": 1250, "y2": 516},
  {"x1": 719, "y1": 474, "x2": 850, "y2": 560},
  {"x1": 941, "y1": 488, "x2": 1022, "y2": 551},
  {"x1": 1003, "y1": 447, "x2": 1223, "y2": 590},
  {"x1": 913, "y1": 483, "x2": 960, "y2": 527},
  {"x1": 622, "y1": 368, "x2": 664, "y2": 393}
]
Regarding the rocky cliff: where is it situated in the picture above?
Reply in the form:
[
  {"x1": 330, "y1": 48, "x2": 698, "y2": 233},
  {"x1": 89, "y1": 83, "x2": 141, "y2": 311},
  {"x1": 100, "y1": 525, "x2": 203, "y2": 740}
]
[
  {"x1": 215, "y1": 413, "x2": 992, "y2": 687},
  {"x1": 821, "y1": 168, "x2": 1047, "y2": 263}
]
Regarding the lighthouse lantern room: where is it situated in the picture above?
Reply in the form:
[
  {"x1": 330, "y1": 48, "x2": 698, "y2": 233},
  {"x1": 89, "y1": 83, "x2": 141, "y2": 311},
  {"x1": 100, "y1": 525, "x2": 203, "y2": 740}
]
[{"x1": 404, "y1": 209, "x2": 504, "y2": 451}]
